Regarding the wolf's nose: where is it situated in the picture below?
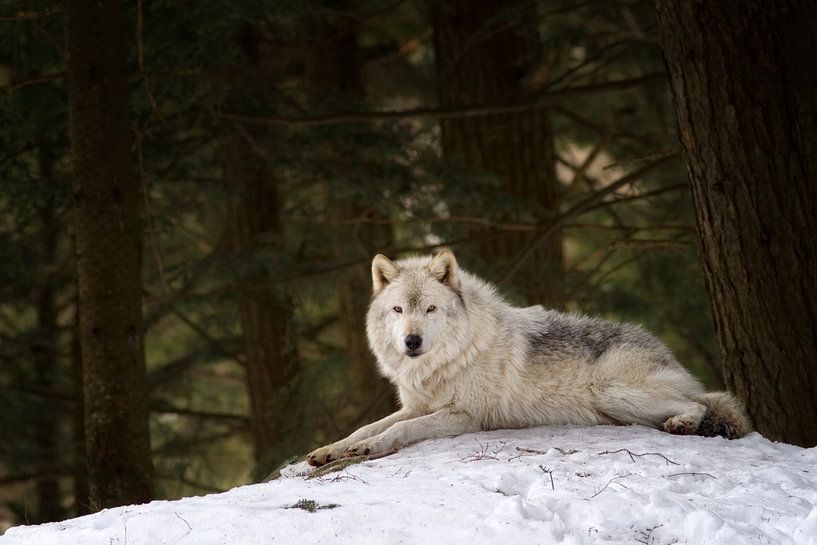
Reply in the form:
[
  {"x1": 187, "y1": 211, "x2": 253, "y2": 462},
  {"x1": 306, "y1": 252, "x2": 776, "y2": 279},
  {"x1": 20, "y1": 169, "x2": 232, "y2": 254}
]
[{"x1": 404, "y1": 334, "x2": 422, "y2": 351}]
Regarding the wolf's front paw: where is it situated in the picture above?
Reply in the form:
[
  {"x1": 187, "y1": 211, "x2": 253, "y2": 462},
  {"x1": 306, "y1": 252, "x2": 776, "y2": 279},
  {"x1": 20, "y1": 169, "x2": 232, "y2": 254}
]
[
  {"x1": 307, "y1": 443, "x2": 347, "y2": 467},
  {"x1": 344, "y1": 437, "x2": 389, "y2": 458}
]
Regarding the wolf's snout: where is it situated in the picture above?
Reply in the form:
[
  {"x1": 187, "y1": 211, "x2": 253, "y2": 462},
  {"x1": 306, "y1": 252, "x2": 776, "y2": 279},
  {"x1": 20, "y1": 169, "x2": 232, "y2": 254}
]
[{"x1": 404, "y1": 334, "x2": 422, "y2": 355}]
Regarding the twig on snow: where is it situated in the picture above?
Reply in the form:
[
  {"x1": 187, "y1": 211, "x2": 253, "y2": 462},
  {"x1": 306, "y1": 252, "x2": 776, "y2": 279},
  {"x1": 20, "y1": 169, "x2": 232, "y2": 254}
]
[
  {"x1": 539, "y1": 466, "x2": 555, "y2": 490},
  {"x1": 461, "y1": 439, "x2": 507, "y2": 463},
  {"x1": 665, "y1": 472, "x2": 716, "y2": 479},
  {"x1": 306, "y1": 449, "x2": 398, "y2": 479},
  {"x1": 588, "y1": 474, "x2": 630, "y2": 499},
  {"x1": 316, "y1": 469, "x2": 369, "y2": 485},
  {"x1": 509, "y1": 446, "x2": 578, "y2": 461},
  {"x1": 597, "y1": 448, "x2": 679, "y2": 466}
]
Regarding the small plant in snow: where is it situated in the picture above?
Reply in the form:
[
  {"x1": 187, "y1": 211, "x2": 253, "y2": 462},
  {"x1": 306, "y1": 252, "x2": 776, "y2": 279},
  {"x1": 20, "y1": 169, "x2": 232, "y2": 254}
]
[{"x1": 286, "y1": 499, "x2": 339, "y2": 513}]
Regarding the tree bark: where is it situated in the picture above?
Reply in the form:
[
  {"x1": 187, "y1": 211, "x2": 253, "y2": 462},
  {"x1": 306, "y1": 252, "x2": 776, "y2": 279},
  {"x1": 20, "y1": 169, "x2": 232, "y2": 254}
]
[
  {"x1": 655, "y1": 1, "x2": 817, "y2": 446},
  {"x1": 214, "y1": 24, "x2": 300, "y2": 475},
  {"x1": 223, "y1": 137, "x2": 295, "y2": 474},
  {"x1": 71, "y1": 302, "x2": 91, "y2": 516},
  {"x1": 32, "y1": 163, "x2": 65, "y2": 522},
  {"x1": 432, "y1": 0, "x2": 563, "y2": 307},
  {"x1": 31, "y1": 151, "x2": 65, "y2": 522},
  {"x1": 66, "y1": 0, "x2": 155, "y2": 507}
]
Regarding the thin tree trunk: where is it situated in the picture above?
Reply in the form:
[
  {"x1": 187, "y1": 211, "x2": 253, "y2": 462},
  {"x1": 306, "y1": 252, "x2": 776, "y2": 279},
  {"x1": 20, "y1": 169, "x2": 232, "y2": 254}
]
[
  {"x1": 655, "y1": 1, "x2": 817, "y2": 446},
  {"x1": 71, "y1": 302, "x2": 90, "y2": 516},
  {"x1": 432, "y1": 0, "x2": 563, "y2": 307},
  {"x1": 66, "y1": 0, "x2": 155, "y2": 507},
  {"x1": 223, "y1": 138, "x2": 294, "y2": 474},
  {"x1": 306, "y1": 5, "x2": 397, "y2": 419},
  {"x1": 31, "y1": 160, "x2": 64, "y2": 522}
]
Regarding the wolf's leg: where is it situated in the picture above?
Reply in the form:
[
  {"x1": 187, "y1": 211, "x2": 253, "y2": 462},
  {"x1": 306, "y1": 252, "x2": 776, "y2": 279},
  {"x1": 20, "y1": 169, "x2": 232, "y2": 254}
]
[
  {"x1": 307, "y1": 407, "x2": 419, "y2": 466},
  {"x1": 344, "y1": 408, "x2": 480, "y2": 457},
  {"x1": 591, "y1": 348, "x2": 709, "y2": 434},
  {"x1": 592, "y1": 382, "x2": 708, "y2": 434}
]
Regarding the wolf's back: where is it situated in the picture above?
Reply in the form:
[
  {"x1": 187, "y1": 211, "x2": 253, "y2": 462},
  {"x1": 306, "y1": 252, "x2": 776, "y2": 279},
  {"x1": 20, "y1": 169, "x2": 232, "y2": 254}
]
[{"x1": 696, "y1": 392, "x2": 752, "y2": 439}]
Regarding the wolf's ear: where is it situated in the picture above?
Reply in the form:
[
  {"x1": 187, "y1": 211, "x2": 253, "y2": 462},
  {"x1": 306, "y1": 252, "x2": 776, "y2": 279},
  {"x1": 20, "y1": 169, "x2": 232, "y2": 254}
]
[
  {"x1": 372, "y1": 254, "x2": 399, "y2": 294},
  {"x1": 428, "y1": 248, "x2": 460, "y2": 290}
]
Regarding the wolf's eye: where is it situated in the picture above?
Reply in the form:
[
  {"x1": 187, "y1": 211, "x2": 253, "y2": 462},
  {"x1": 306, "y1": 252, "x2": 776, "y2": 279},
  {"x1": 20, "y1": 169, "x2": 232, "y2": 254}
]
[
  {"x1": 427, "y1": 305, "x2": 437, "y2": 313},
  {"x1": 393, "y1": 306, "x2": 403, "y2": 313}
]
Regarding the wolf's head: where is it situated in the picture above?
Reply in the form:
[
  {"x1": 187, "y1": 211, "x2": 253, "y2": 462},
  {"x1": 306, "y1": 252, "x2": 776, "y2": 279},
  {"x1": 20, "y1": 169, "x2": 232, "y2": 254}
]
[{"x1": 366, "y1": 248, "x2": 470, "y2": 369}]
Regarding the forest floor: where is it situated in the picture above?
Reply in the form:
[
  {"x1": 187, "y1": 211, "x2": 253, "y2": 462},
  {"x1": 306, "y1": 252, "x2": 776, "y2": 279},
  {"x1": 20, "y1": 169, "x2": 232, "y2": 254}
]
[{"x1": 3, "y1": 425, "x2": 816, "y2": 545}]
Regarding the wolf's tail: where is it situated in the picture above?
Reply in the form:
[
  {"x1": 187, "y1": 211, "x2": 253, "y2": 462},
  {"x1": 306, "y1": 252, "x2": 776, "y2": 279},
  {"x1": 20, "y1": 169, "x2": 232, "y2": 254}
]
[{"x1": 696, "y1": 392, "x2": 753, "y2": 439}]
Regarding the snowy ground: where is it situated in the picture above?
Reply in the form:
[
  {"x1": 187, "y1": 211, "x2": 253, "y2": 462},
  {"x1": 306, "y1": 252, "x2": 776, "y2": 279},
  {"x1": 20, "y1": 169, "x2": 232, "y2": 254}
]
[{"x1": 3, "y1": 425, "x2": 816, "y2": 545}]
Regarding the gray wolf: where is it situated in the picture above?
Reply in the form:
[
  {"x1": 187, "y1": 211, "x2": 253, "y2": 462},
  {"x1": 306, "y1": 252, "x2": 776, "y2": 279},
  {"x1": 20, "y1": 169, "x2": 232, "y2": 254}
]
[{"x1": 307, "y1": 248, "x2": 751, "y2": 466}]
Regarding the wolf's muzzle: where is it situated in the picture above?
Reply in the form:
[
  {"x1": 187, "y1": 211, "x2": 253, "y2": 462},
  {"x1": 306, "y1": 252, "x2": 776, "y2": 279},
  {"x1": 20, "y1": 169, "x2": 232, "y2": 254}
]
[{"x1": 404, "y1": 334, "x2": 423, "y2": 357}]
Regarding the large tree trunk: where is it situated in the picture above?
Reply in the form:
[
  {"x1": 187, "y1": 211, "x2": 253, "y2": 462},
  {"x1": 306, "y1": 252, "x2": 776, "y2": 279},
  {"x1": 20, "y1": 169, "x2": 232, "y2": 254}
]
[
  {"x1": 432, "y1": 0, "x2": 563, "y2": 307},
  {"x1": 655, "y1": 1, "x2": 817, "y2": 446},
  {"x1": 306, "y1": 6, "x2": 397, "y2": 420},
  {"x1": 66, "y1": 0, "x2": 155, "y2": 507}
]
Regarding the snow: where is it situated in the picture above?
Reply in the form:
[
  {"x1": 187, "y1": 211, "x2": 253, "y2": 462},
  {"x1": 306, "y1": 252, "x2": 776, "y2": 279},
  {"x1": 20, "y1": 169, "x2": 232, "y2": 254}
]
[{"x1": 3, "y1": 425, "x2": 816, "y2": 545}]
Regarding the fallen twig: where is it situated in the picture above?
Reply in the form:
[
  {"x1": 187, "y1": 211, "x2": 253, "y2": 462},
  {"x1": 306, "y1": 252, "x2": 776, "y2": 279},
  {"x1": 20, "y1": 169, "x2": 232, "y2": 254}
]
[
  {"x1": 317, "y1": 470, "x2": 369, "y2": 485},
  {"x1": 461, "y1": 439, "x2": 507, "y2": 463},
  {"x1": 517, "y1": 446, "x2": 546, "y2": 455},
  {"x1": 598, "y1": 448, "x2": 679, "y2": 466},
  {"x1": 665, "y1": 472, "x2": 716, "y2": 479},
  {"x1": 588, "y1": 474, "x2": 630, "y2": 499},
  {"x1": 306, "y1": 449, "x2": 398, "y2": 479},
  {"x1": 539, "y1": 466, "x2": 555, "y2": 490},
  {"x1": 510, "y1": 446, "x2": 578, "y2": 462}
]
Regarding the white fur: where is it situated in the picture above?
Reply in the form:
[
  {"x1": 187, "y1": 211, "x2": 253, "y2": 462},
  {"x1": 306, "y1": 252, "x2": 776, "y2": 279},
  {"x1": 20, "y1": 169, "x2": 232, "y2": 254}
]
[{"x1": 307, "y1": 250, "x2": 752, "y2": 466}]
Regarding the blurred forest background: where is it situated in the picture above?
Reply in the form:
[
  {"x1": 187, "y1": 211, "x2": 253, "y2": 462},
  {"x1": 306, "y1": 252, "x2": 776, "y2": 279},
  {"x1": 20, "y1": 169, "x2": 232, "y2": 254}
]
[{"x1": 1, "y1": 0, "x2": 814, "y2": 530}]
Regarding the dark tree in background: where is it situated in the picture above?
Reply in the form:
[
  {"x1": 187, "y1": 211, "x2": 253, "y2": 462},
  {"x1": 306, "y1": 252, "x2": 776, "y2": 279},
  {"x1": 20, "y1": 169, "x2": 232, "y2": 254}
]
[
  {"x1": 305, "y1": 3, "x2": 397, "y2": 420},
  {"x1": 219, "y1": 25, "x2": 297, "y2": 476},
  {"x1": 655, "y1": 1, "x2": 817, "y2": 446},
  {"x1": 433, "y1": 0, "x2": 563, "y2": 307},
  {"x1": 65, "y1": 0, "x2": 155, "y2": 506}
]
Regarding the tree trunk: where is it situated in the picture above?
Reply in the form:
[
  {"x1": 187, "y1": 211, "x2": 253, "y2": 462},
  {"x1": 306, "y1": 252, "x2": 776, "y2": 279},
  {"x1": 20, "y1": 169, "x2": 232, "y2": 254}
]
[
  {"x1": 223, "y1": 138, "x2": 295, "y2": 474},
  {"x1": 66, "y1": 0, "x2": 155, "y2": 507},
  {"x1": 71, "y1": 303, "x2": 91, "y2": 516},
  {"x1": 31, "y1": 151, "x2": 64, "y2": 522},
  {"x1": 306, "y1": 5, "x2": 397, "y2": 420},
  {"x1": 432, "y1": 0, "x2": 563, "y2": 307},
  {"x1": 655, "y1": 1, "x2": 817, "y2": 446}
]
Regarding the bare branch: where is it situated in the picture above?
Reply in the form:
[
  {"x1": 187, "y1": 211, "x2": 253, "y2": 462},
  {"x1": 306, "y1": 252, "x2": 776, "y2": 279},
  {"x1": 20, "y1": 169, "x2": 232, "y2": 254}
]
[
  {"x1": 597, "y1": 448, "x2": 679, "y2": 466},
  {"x1": 219, "y1": 73, "x2": 666, "y2": 127},
  {"x1": 496, "y1": 152, "x2": 678, "y2": 285},
  {"x1": 588, "y1": 474, "x2": 630, "y2": 499},
  {"x1": 0, "y1": 73, "x2": 64, "y2": 94},
  {"x1": 0, "y1": 6, "x2": 62, "y2": 23},
  {"x1": 665, "y1": 472, "x2": 716, "y2": 479}
]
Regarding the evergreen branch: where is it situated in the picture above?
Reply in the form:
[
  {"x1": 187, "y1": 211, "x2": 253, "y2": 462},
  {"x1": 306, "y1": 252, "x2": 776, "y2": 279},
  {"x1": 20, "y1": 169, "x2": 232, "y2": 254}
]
[
  {"x1": 495, "y1": 152, "x2": 678, "y2": 285},
  {"x1": 218, "y1": 73, "x2": 666, "y2": 127},
  {"x1": 0, "y1": 467, "x2": 75, "y2": 486},
  {"x1": 151, "y1": 402, "x2": 249, "y2": 424},
  {"x1": 0, "y1": 6, "x2": 62, "y2": 23},
  {"x1": 0, "y1": 73, "x2": 64, "y2": 93}
]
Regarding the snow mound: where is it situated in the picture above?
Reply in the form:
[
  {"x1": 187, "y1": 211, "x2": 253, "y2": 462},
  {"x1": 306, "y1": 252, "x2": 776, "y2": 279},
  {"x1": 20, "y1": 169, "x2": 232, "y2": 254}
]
[{"x1": 3, "y1": 425, "x2": 816, "y2": 545}]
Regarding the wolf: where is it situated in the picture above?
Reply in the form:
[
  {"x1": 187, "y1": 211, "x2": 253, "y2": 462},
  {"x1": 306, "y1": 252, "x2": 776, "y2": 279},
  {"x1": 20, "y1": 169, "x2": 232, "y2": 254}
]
[{"x1": 307, "y1": 248, "x2": 751, "y2": 466}]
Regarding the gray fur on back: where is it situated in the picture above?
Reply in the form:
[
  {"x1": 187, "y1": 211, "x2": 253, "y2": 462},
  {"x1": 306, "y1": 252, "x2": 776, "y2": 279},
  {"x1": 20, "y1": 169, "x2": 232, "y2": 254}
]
[{"x1": 527, "y1": 311, "x2": 678, "y2": 366}]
